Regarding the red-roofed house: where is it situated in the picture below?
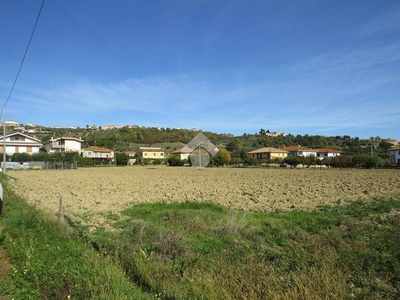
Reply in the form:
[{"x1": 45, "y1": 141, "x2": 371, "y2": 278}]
[
  {"x1": 316, "y1": 148, "x2": 341, "y2": 160},
  {"x1": 281, "y1": 145, "x2": 317, "y2": 157},
  {"x1": 81, "y1": 146, "x2": 114, "y2": 163},
  {"x1": 172, "y1": 145, "x2": 193, "y2": 160},
  {"x1": 248, "y1": 147, "x2": 288, "y2": 160}
]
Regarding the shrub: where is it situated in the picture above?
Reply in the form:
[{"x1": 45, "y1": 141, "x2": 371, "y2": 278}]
[
  {"x1": 152, "y1": 159, "x2": 164, "y2": 165},
  {"x1": 116, "y1": 152, "x2": 130, "y2": 165},
  {"x1": 167, "y1": 154, "x2": 184, "y2": 166},
  {"x1": 11, "y1": 153, "x2": 31, "y2": 162},
  {"x1": 243, "y1": 157, "x2": 258, "y2": 166}
]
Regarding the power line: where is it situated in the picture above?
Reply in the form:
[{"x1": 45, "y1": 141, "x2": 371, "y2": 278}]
[{"x1": 2, "y1": 0, "x2": 46, "y2": 112}]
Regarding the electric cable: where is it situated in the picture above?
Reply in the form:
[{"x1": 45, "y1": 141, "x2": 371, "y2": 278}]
[{"x1": 1, "y1": 0, "x2": 46, "y2": 113}]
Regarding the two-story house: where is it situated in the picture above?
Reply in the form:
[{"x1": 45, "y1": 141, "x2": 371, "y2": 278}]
[
  {"x1": 81, "y1": 146, "x2": 114, "y2": 163},
  {"x1": 0, "y1": 133, "x2": 42, "y2": 155},
  {"x1": 281, "y1": 145, "x2": 317, "y2": 157},
  {"x1": 248, "y1": 147, "x2": 288, "y2": 160},
  {"x1": 390, "y1": 148, "x2": 400, "y2": 166},
  {"x1": 43, "y1": 137, "x2": 84, "y2": 153},
  {"x1": 136, "y1": 147, "x2": 164, "y2": 161}
]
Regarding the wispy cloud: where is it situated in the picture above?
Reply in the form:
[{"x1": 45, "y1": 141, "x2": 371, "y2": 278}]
[
  {"x1": 7, "y1": 37, "x2": 400, "y2": 137},
  {"x1": 348, "y1": 3, "x2": 400, "y2": 39}
]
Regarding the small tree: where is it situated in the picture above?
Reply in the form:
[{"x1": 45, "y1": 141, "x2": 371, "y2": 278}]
[
  {"x1": 243, "y1": 157, "x2": 258, "y2": 166},
  {"x1": 284, "y1": 156, "x2": 299, "y2": 168},
  {"x1": 167, "y1": 154, "x2": 184, "y2": 166},
  {"x1": 212, "y1": 149, "x2": 231, "y2": 166},
  {"x1": 116, "y1": 152, "x2": 130, "y2": 165}
]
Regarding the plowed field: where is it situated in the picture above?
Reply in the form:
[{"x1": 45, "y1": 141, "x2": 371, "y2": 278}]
[{"x1": 8, "y1": 167, "x2": 400, "y2": 228}]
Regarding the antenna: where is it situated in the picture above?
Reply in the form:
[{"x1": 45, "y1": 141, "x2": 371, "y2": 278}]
[{"x1": 188, "y1": 132, "x2": 218, "y2": 168}]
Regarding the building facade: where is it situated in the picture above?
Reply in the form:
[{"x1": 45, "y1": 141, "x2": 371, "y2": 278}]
[
  {"x1": 43, "y1": 137, "x2": 84, "y2": 153},
  {"x1": 136, "y1": 147, "x2": 164, "y2": 161},
  {"x1": 0, "y1": 133, "x2": 42, "y2": 155}
]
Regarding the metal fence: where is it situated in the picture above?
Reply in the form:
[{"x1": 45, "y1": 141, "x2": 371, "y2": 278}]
[{"x1": 1, "y1": 161, "x2": 77, "y2": 170}]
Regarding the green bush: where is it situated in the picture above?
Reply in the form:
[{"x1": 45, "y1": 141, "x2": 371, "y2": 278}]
[
  {"x1": 152, "y1": 158, "x2": 164, "y2": 165},
  {"x1": 116, "y1": 152, "x2": 130, "y2": 165},
  {"x1": 243, "y1": 157, "x2": 258, "y2": 166},
  {"x1": 11, "y1": 153, "x2": 31, "y2": 162},
  {"x1": 167, "y1": 154, "x2": 184, "y2": 166}
]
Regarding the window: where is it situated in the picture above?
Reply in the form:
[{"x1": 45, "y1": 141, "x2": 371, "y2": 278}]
[
  {"x1": 15, "y1": 146, "x2": 19, "y2": 153},
  {"x1": 27, "y1": 146, "x2": 32, "y2": 153},
  {"x1": 153, "y1": 152, "x2": 156, "y2": 157},
  {"x1": 144, "y1": 153, "x2": 147, "y2": 157},
  {"x1": 161, "y1": 153, "x2": 164, "y2": 157}
]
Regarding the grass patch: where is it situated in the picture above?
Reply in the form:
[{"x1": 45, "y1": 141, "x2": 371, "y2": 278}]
[
  {"x1": 86, "y1": 197, "x2": 400, "y2": 299},
  {"x1": 1, "y1": 171, "x2": 400, "y2": 299},
  {"x1": 0, "y1": 176, "x2": 151, "y2": 300}
]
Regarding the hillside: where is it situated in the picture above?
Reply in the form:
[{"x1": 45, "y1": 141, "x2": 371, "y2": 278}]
[
  {"x1": 13, "y1": 126, "x2": 393, "y2": 158},
  {"x1": 5, "y1": 124, "x2": 396, "y2": 159}
]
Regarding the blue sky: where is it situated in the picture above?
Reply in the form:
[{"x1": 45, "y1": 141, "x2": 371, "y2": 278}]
[{"x1": 0, "y1": 0, "x2": 399, "y2": 139}]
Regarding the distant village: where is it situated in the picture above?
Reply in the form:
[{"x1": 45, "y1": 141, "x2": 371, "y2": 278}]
[
  {"x1": 0, "y1": 120, "x2": 399, "y2": 168},
  {"x1": 0, "y1": 120, "x2": 200, "y2": 133}
]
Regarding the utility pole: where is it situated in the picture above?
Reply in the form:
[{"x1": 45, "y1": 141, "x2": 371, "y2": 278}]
[{"x1": 3, "y1": 108, "x2": 6, "y2": 175}]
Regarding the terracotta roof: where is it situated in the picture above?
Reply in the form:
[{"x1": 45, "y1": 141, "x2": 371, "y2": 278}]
[
  {"x1": 315, "y1": 148, "x2": 341, "y2": 153},
  {"x1": 248, "y1": 147, "x2": 288, "y2": 154},
  {"x1": 389, "y1": 148, "x2": 400, "y2": 151},
  {"x1": 84, "y1": 146, "x2": 113, "y2": 152},
  {"x1": 281, "y1": 145, "x2": 315, "y2": 152},
  {"x1": 137, "y1": 147, "x2": 163, "y2": 152},
  {"x1": 172, "y1": 145, "x2": 194, "y2": 154}
]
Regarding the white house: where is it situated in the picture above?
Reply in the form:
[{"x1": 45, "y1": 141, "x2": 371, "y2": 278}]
[
  {"x1": 390, "y1": 148, "x2": 400, "y2": 166},
  {"x1": 172, "y1": 145, "x2": 193, "y2": 160},
  {"x1": 43, "y1": 137, "x2": 84, "y2": 153},
  {"x1": 0, "y1": 133, "x2": 42, "y2": 155},
  {"x1": 281, "y1": 145, "x2": 317, "y2": 157},
  {"x1": 316, "y1": 148, "x2": 341, "y2": 160},
  {"x1": 81, "y1": 146, "x2": 114, "y2": 162}
]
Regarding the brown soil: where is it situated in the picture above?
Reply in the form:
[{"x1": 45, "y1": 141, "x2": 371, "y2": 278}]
[{"x1": 7, "y1": 167, "x2": 400, "y2": 229}]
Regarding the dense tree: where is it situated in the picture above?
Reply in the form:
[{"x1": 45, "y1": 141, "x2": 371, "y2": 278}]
[
  {"x1": 167, "y1": 154, "x2": 184, "y2": 166},
  {"x1": 243, "y1": 157, "x2": 258, "y2": 166},
  {"x1": 378, "y1": 141, "x2": 393, "y2": 152},
  {"x1": 226, "y1": 138, "x2": 244, "y2": 152},
  {"x1": 116, "y1": 152, "x2": 130, "y2": 165},
  {"x1": 211, "y1": 149, "x2": 231, "y2": 166},
  {"x1": 11, "y1": 153, "x2": 31, "y2": 162},
  {"x1": 284, "y1": 156, "x2": 299, "y2": 168}
]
